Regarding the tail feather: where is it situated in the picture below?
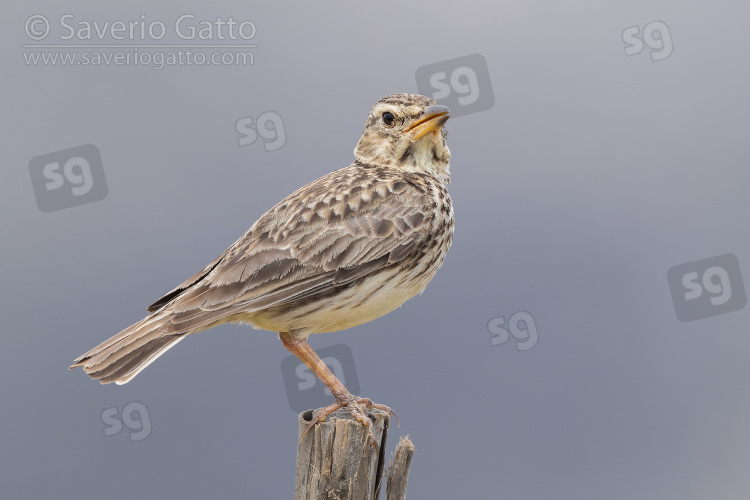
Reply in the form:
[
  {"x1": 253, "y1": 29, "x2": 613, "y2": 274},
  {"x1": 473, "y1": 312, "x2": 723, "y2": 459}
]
[{"x1": 70, "y1": 312, "x2": 187, "y2": 385}]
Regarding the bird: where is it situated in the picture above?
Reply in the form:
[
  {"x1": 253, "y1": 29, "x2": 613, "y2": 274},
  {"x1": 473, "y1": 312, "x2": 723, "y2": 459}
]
[{"x1": 70, "y1": 93, "x2": 453, "y2": 443}]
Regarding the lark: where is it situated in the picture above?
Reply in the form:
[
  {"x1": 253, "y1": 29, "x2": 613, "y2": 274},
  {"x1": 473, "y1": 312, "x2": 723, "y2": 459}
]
[{"x1": 70, "y1": 93, "x2": 453, "y2": 442}]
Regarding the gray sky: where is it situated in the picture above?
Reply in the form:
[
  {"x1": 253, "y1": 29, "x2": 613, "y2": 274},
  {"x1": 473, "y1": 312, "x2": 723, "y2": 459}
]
[{"x1": 3, "y1": 1, "x2": 750, "y2": 498}]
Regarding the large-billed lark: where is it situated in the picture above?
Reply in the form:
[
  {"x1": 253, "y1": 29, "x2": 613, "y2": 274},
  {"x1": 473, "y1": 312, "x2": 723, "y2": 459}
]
[{"x1": 70, "y1": 93, "x2": 453, "y2": 441}]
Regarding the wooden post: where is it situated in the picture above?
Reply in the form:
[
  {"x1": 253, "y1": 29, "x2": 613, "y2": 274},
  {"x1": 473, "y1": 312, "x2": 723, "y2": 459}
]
[
  {"x1": 294, "y1": 407, "x2": 414, "y2": 499},
  {"x1": 385, "y1": 436, "x2": 415, "y2": 500}
]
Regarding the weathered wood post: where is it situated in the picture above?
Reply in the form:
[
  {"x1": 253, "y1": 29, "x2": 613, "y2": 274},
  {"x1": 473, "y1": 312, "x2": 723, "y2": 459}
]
[
  {"x1": 385, "y1": 436, "x2": 415, "y2": 500},
  {"x1": 294, "y1": 408, "x2": 415, "y2": 499}
]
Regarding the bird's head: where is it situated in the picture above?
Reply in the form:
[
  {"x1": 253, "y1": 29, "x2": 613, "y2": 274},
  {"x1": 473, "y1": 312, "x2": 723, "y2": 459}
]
[{"x1": 354, "y1": 93, "x2": 450, "y2": 181}]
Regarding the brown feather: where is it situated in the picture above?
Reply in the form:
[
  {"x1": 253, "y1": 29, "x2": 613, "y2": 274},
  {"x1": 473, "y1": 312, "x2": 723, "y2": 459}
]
[{"x1": 70, "y1": 93, "x2": 453, "y2": 384}]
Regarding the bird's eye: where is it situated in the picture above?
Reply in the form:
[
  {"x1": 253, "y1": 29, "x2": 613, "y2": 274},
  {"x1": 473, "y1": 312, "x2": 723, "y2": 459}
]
[{"x1": 382, "y1": 112, "x2": 396, "y2": 126}]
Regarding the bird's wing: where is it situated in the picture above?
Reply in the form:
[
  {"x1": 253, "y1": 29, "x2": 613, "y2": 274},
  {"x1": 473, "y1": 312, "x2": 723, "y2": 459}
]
[
  {"x1": 148, "y1": 166, "x2": 436, "y2": 333},
  {"x1": 146, "y1": 254, "x2": 224, "y2": 313}
]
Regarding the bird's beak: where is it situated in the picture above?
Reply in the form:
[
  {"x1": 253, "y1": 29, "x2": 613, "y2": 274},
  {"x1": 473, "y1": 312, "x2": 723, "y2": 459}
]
[{"x1": 403, "y1": 104, "x2": 451, "y2": 142}]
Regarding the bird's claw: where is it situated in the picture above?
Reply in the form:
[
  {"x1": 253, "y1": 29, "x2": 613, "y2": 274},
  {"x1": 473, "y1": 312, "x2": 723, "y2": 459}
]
[{"x1": 299, "y1": 394, "x2": 397, "y2": 449}]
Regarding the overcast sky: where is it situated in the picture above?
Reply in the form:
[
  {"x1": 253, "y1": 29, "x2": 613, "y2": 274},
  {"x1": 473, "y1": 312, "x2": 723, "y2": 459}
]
[{"x1": 3, "y1": 1, "x2": 750, "y2": 498}]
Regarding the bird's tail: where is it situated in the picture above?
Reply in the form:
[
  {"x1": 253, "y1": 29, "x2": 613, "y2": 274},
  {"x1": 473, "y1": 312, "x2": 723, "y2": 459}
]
[{"x1": 69, "y1": 312, "x2": 186, "y2": 385}]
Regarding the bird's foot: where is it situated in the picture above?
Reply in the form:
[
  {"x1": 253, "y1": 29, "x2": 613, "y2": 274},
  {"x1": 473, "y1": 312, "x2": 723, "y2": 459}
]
[{"x1": 301, "y1": 394, "x2": 398, "y2": 449}]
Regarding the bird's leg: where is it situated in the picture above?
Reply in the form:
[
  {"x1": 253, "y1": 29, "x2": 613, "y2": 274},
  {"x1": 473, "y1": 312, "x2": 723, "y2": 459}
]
[{"x1": 279, "y1": 332, "x2": 397, "y2": 448}]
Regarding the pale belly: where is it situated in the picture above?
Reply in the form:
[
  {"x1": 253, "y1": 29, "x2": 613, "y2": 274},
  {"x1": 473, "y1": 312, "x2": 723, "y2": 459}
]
[{"x1": 232, "y1": 263, "x2": 438, "y2": 337}]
